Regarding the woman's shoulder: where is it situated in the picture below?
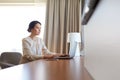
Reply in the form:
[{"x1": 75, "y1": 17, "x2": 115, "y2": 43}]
[
  {"x1": 23, "y1": 36, "x2": 29, "y2": 40},
  {"x1": 22, "y1": 37, "x2": 31, "y2": 42},
  {"x1": 22, "y1": 36, "x2": 43, "y2": 42}
]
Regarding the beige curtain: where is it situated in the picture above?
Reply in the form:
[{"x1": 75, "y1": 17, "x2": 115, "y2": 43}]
[{"x1": 44, "y1": 0, "x2": 80, "y2": 54}]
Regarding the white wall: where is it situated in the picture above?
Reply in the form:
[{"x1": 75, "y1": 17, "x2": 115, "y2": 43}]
[{"x1": 84, "y1": 0, "x2": 120, "y2": 80}]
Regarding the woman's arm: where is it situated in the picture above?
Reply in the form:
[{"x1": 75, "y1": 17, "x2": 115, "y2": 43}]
[
  {"x1": 41, "y1": 39, "x2": 68, "y2": 57},
  {"x1": 41, "y1": 39, "x2": 53, "y2": 54}
]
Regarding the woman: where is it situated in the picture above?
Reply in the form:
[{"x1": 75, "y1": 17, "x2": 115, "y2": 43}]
[{"x1": 20, "y1": 21, "x2": 63, "y2": 63}]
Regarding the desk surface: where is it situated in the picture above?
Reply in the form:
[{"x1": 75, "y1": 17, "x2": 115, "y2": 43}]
[{"x1": 0, "y1": 57, "x2": 83, "y2": 80}]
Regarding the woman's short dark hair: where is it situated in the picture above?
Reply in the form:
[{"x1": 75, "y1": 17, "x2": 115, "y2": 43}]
[{"x1": 27, "y1": 20, "x2": 41, "y2": 32}]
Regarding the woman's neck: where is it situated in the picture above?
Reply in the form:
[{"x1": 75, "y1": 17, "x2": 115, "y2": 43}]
[{"x1": 29, "y1": 34, "x2": 36, "y2": 40}]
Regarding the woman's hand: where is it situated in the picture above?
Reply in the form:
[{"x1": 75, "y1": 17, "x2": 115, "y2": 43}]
[
  {"x1": 53, "y1": 54, "x2": 69, "y2": 57},
  {"x1": 43, "y1": 54, "x2": 69, "y2": 59},
  {"x1": 43, "y1": 54, "x2": 54, "y2": 59}
]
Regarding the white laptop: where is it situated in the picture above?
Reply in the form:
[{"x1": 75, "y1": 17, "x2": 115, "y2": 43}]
[{"x1": 54, "y1": 41, "x2": 77, "y2": 59}]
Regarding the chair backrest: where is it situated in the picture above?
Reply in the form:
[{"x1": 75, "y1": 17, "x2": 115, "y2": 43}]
[{"x1": 0, "y1": 52, "x2": 22, "y2": 65}]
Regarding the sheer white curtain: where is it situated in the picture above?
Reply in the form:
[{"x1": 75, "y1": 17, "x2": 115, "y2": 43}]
[{"x1": 44, "y1": 0, "x2": 80, "y2": 54}]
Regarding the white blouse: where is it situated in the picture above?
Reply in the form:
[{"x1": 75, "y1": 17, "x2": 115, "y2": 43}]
[{"x1": 22, "y1": 36, "x2": 52, "y2": 59}]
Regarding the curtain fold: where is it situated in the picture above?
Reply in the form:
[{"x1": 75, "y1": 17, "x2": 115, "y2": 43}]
[{"x1": 44, "y1": 0, "x2": 80, "y2": 54}]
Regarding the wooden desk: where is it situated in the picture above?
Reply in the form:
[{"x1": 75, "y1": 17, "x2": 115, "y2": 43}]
[{"x1": 0, "y1": 57, "x2": 83, "y2": 80}]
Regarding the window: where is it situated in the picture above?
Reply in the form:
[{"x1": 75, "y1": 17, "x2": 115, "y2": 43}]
[{"x1": 0, "y1": 3, "x2": 46, "y2": 54}]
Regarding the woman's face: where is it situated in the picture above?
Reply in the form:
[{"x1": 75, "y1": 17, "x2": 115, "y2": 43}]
[{"x1": 31, "y1": 23, "x2": 41, "y2": 35}]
